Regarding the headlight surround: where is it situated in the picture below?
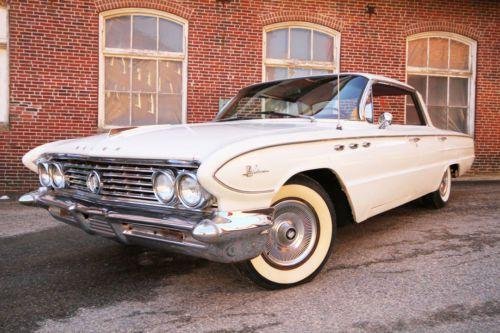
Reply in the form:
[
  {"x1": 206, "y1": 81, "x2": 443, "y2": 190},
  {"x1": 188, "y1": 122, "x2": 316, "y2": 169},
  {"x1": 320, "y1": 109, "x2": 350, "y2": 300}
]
[
  {"x1": 152, "y1": 170, "x2": 176, "y2": 204},
  {"x1": 176, "y1": 171, "x2": 210, "y2": 208},
  {"x1": 48, "y1": 163, "x2": 66, "y2": 189},
  {"x1": 38, "y1": 163, "x2": 51, "y2": 187}
]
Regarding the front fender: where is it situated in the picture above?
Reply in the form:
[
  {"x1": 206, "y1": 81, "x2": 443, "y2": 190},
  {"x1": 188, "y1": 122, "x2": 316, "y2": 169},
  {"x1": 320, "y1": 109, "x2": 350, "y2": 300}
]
[{"x1": 197, "y1": 142, "x2": 335, "y2": 212}]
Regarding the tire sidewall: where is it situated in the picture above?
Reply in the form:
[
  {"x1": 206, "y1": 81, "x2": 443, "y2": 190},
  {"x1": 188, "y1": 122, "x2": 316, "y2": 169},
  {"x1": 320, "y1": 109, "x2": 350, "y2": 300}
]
[{"x1": 246, "y1": 176, "x2": 335, "y2": 288}]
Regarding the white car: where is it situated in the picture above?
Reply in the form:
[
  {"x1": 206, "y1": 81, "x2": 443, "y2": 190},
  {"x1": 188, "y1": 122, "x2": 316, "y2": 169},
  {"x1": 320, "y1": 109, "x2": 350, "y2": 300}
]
[{"x1": 20, "y1": 73, "x2": 474, "y2": 289}]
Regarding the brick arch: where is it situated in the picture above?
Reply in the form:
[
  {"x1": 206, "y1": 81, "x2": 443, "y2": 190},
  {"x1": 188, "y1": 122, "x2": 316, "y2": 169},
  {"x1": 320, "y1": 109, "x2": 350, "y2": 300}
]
[
  {"x1": 405, "y1": 21, "x2": 481, "y2": 40},
  {"x1": 259, "y1": 11, "x2": 344, "y2": 32},
  {"x1": 93, "y1": 0, "x2": 194, "y2": 20}
]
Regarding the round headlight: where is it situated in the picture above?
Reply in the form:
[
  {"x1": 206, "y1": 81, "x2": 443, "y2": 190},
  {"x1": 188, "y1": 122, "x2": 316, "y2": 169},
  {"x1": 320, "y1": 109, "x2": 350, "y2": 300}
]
[
  {"x1": 48, "y1": 163, "x2": 66, "y2": 189},
  {"x1": 176, "y1": 172, "x2": 208, "y2": 208},
  {"x1": 152, "y1": 170, "x2": 176, "y2": 204},
  {"x1": 38, "y1": 163, "x2": 51, "y2": 187}
]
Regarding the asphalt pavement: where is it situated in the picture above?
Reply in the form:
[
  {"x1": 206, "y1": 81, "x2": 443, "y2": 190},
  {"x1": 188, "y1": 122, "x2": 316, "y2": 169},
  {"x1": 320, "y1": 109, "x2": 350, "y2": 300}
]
[{"x1": 0, "y1": 181, "x2": 499, "y2": 332}]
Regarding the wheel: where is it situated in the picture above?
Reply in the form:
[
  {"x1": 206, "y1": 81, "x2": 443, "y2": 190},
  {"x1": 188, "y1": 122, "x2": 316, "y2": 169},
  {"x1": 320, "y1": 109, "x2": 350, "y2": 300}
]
[
  {"x1": 238, "y1": 175, "x2": 336, "y2": 289},
  {"x1": 423, "y1": 167, "x2": 452, "y2": 209}
]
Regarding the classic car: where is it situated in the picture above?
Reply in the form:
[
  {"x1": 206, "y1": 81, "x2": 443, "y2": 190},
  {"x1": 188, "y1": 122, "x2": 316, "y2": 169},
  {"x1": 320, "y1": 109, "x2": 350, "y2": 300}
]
[{"x1": 20, "y1": 73, "x2": 474, "y2": 289}]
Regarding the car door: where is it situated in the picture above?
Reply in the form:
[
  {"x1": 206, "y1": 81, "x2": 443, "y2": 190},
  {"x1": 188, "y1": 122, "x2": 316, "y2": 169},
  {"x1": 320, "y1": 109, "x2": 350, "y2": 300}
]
[{"x1": 358, "y1": 82, "x2": 428, "y2": 218}]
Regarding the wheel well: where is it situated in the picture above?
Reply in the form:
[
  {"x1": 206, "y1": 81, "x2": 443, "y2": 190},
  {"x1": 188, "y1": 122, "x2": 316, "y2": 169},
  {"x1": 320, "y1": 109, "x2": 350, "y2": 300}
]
[
  {"x1": 450, "y1": 164, "x2": 459, "y2": 178},
  {"x1": 291, "y1": 169, "x2": 354, "y2": 226}
]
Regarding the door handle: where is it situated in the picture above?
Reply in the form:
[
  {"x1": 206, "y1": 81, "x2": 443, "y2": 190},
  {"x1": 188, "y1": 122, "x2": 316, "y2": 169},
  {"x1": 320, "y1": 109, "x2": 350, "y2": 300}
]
[
  {"x1": 409, "y1": 137, "x2": 421, "y2": 143},
  {"x1": 349, "y1": 143, "x2": 359, "y2": 149},
  {"x1": 334, "y1": 144, "x2": 344, "y2": 151},
  {"x1": 362, "y1": 141, "x2": 371, "y2": 148},
  {"x1": 438, "y1": 136, "x2": 447, "y2": 141}
]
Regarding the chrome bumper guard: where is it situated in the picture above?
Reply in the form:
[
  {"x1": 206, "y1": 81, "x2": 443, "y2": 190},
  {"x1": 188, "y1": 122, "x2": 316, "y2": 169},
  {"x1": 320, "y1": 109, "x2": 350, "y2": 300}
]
[{"x1": 19, "y1": 189, "x2": 274, "y2": 263}]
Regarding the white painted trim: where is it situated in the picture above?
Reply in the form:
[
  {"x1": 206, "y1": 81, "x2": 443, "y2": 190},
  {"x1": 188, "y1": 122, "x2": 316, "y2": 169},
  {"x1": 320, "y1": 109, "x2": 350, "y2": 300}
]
[
  {"x1": 98, "y1": 8, "x2": 188, "y2": 128},
  {"x1": 406, "y1": 31, "x2": 477, "y2": 135},
  {"x1": 262, "y1": 22, "x2": 340, "y2": 81},
  {"x1": 0, "y1": 6, "x2": 8, "y2": 126}
]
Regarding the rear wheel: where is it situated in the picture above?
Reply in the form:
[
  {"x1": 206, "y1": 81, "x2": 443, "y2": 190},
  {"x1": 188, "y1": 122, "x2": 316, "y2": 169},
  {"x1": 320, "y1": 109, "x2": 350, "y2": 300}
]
[
  {"x1": 238, "y1": 175, "x2": 336, "y2": 289},
  {"x1": 423, "y1": 167, "x2": 452, "y2": 209}
]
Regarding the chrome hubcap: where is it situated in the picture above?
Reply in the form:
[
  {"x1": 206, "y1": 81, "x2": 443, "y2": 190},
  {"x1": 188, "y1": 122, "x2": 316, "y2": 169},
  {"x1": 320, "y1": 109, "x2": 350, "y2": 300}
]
[
  {"x1": 439, "y1": 170, "x2": 450, "y2": 198},
  {"x1": 263, "y1": 200, "x2": 318, "y2": 267}
]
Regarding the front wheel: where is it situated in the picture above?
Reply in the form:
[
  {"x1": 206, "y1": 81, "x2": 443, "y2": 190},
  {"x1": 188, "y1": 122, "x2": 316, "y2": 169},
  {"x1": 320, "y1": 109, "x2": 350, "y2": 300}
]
[
  {"x1": 238, "y1": 175, "x2": 336, "y2": 289},
  {"x1": 423, "y1": 167, "x2": 452, "y2": 209}
]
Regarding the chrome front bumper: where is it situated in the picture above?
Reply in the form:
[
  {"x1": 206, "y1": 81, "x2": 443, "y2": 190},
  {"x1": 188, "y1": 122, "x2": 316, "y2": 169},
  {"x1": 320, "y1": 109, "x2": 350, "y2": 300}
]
[{"x1": 19, "y1": 188, "x2": 274, "y2": 263}]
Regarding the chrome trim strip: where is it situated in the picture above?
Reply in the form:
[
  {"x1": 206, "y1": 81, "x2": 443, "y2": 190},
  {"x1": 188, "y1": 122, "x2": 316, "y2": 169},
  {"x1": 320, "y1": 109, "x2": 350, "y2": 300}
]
[
  {"x1": 212, "y1": 133, "x2": 472, "y2": 194},
  {"x1": 39, "y1": 153, "x2": 201, "y2": 169}
]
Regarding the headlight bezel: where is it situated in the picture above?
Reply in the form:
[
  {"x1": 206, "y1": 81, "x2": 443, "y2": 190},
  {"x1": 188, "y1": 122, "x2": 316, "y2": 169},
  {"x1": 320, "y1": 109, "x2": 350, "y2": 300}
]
[
  {"x1": 175, "y1": 171, "x2": 211, "y2": 209},
  {"x1": 152, "y1": 169, "x2": 177, "y2": 204},
  {"x1": 48, "y1": 162, "x2": 67, "y2": 189},
  {"x1": 37, "y1": 163, "x2": 51, "y2": 187}
]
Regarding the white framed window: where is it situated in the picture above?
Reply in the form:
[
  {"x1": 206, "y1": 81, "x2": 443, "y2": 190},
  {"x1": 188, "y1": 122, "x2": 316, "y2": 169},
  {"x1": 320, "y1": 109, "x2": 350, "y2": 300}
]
[
  {"x1": 0, "y1": 6, "x2": 8, "y2": 126},
  {"x1": 263, "y1": 22, "x2": 340, "y2": 81},
  {"x1": 406, "y1": 32, "x2": 476, "y2": 134},
  {"x1": 99, "y1": 9, "x2": 188, "y2": 128}
]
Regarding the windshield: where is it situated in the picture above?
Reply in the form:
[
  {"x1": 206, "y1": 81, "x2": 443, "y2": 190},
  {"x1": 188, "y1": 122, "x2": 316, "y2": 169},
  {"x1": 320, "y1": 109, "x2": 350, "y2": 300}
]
[{"x1": 216, "y1": 75, "x2": 368, "y2": 122}]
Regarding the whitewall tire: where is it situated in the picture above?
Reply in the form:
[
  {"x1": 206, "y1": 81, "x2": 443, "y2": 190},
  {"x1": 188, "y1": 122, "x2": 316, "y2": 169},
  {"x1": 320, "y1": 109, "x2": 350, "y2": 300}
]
[
  {"x1": 238, "y1": 175, "x2": 336, "y2": 289},
  {"x1": 423, "y1": 167, "x2": 452, "y2": 209}
]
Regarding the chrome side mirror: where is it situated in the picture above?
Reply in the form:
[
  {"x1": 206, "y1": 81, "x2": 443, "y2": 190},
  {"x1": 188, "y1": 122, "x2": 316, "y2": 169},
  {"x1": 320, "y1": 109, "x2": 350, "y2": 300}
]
[{"x1": 378, "y1": 112, "x2": 393, "y2": 129}]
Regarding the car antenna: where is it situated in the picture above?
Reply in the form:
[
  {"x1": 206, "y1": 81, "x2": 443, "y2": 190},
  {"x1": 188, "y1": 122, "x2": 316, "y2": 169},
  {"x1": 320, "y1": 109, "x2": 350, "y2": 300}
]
[{"x1": 336, "y1": 72, "x2": 342, "y2": 130}]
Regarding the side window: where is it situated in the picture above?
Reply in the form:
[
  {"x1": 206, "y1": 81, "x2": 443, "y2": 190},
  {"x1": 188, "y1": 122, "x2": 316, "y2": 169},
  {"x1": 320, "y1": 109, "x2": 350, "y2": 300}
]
[{"x1": 364, "y1": 83, "x2": 425, "y2": 126}]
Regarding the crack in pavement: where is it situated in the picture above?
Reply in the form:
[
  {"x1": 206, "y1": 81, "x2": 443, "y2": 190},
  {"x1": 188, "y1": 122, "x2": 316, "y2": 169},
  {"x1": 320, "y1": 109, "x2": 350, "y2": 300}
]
[
  {"x1": 350, "y1": 300, "x2": 500, "y2": 333},
  {"x1": 328, "y1": 229, "x2": 499, "y2": 272}
]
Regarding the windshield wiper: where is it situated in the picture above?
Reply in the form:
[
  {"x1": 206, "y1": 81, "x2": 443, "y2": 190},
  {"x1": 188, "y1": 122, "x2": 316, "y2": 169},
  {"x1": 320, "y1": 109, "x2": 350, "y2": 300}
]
[
  {"x1": 216, "y1": 116, "x2": 248, "y2": 122},
  {"x1": 256, "y1": 111, "x2": 316, "y2": 122}
]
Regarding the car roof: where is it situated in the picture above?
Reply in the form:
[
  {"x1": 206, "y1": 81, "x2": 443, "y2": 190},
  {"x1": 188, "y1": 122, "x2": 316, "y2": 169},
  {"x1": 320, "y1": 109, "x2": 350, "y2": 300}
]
[{"x1": 246, "y1": 72, "x2": 415, "y2": 91}]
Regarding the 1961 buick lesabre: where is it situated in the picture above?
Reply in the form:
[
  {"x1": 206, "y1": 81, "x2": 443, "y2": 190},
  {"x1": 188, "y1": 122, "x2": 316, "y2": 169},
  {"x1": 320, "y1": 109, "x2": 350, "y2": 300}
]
[{"x1": 20, "y1": 73, "x2": 474, "y2": 289}]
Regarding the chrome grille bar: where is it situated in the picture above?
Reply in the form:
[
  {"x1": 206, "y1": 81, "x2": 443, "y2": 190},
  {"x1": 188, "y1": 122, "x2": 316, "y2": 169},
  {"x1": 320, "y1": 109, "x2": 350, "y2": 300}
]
[{"x1": 46, "y1": 155, "x2": 199, "y2": 206}]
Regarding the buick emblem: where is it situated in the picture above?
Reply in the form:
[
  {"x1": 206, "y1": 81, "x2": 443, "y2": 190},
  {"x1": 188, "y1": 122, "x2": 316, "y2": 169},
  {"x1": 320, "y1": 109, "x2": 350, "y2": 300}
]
[{"x1": 86, "y1": 170, "x2": 102, "y2": 194}]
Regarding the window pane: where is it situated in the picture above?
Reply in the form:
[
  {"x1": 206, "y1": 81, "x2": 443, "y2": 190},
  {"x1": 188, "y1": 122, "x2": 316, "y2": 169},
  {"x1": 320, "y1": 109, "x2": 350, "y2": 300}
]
[
  {"x1": 407, "y1": 75, "x2": 427, "y2": 101},
  {"x1": 449, "y1": 77, "x2": 468, "y2": 107},
  {"x1": 313, "y1": 31, "x2": 333, "y2": 62},
  {"x1": 428, "y1": 106, "x2": 447, "y2": 129},
  {"x1": 159, "y1": 61, "x2": 182, "y2": 93},
  {"x1": 105, "y1": 16, "x2": 130, "y2": 49},
  {"x1": 132, "y1": 59, "x2": 156, "y2": 92},
  {"x1": 158, "y1": 94, "x2": 182, "y2": 123},
  {"x1": 132, "y1": 16, "x2": 157, "y2": 50},
  {"x1": 159, "y1": 19, "x2": 183, "y2": 52},
  {"x1": 429, "y1": 37, "x2": 449, "y2": 69},
  {"x1": 266, "y1": 66, "x2": 288, "y2": 81},
  {"x1": 406, "y1": 105, "x2": 422, "y2": 125},
  {"x1": 266, "y1": 29, "x2": 288, "y2": 59},
  {"x1": 311, "y1": 69, "x2": 332, "y2": 75},
  {"x1": 448, "y1": 107, "x2": 468, "y2": 133},
  {"x1": 290, "y1": 67, "x2": 310, "y2": 78},
  {"x1": 428, "y1": 76, "x2": 447, "y2": 106},
  {"x1": 408, "y1": 38, "x2": 427, "y2": 67},
  {"x1": 132, "y1": 93, "x2": 156, "y2": 125},
  {"x1": 290, "y1": 28, "x2": 311, "y2": 60},
  {"x1": 105, "y1": 92, "x2": 130, "y2": 126},
  {"x1": 105, "y1": 57, "x2": 130, "y2": 91},
  {"x1": 450, "y1": 40, "x2": 469, "y2": 70}
]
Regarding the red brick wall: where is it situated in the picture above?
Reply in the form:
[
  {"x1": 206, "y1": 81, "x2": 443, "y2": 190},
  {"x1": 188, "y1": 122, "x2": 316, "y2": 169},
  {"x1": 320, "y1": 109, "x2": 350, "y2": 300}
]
[{"x1": 1, "y1": 0, "x2": 499, "y2": 194}]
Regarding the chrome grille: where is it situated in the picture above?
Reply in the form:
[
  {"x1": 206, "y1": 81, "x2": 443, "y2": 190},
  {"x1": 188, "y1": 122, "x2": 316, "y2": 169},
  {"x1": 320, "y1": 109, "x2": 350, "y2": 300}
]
[
  {"x1": 88, "y1": 218, "x2": 115, "y2": 236},
  {"x1": 51, "y1": 156, "x2": 198, "y2": 205}
]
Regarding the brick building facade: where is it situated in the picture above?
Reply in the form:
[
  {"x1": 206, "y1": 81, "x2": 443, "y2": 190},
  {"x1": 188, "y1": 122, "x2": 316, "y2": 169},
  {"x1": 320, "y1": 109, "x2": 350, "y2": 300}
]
[{"x1": 0, "y1": 0, "x2": 498, "y2": 194}]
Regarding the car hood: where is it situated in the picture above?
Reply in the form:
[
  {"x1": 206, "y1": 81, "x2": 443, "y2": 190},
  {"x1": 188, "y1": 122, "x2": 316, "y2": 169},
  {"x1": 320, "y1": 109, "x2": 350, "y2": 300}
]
[{"x1": 23, "y1": 120, "x2": 342, "y2": 171}]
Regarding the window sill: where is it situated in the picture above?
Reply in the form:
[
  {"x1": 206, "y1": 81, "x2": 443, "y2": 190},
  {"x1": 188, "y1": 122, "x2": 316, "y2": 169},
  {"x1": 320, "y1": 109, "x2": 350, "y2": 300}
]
[{"x1": 0, "y1": 122, "x2": 9, "y2": 131}]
